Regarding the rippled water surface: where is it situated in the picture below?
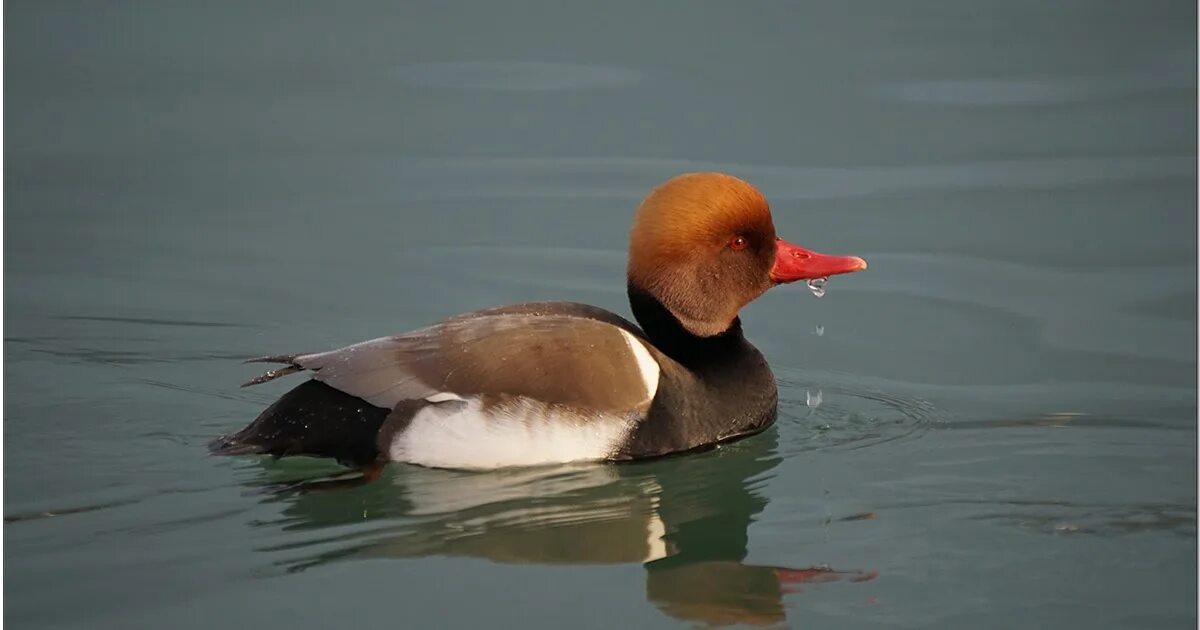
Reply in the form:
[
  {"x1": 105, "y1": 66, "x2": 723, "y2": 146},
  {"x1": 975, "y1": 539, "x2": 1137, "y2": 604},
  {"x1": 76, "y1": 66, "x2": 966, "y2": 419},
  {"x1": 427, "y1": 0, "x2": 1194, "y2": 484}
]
[{"x1": 5, "y1": 1, "x2": 1196, "y2": 628}]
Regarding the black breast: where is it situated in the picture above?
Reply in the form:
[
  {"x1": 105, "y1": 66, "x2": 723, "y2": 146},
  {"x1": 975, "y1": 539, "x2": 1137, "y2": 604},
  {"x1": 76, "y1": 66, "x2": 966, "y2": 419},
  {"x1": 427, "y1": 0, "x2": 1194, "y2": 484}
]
[{"x1": 613, "y1": 288, "x2": 779, "y2": 459}]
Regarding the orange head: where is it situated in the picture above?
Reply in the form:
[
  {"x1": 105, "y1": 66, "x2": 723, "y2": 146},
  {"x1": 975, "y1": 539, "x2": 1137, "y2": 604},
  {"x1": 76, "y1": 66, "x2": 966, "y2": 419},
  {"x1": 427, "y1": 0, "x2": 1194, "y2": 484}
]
[{"x1": 627, "y1": 172, "x2": 867, "y2": 336}]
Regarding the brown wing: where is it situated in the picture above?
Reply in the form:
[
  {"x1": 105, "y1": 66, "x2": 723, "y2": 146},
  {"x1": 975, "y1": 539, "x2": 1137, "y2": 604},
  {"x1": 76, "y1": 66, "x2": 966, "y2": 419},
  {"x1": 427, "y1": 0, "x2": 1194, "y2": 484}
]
[{"x1": 249, "y1": 303, "x2": 661, "y2": 415}]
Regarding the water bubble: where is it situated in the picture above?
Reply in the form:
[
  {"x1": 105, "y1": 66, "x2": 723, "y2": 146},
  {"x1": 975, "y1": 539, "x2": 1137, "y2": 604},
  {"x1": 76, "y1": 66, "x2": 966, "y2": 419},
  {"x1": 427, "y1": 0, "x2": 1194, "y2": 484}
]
[{"x1": 806, "y1": 276, "x2": 829, "y2": 298}]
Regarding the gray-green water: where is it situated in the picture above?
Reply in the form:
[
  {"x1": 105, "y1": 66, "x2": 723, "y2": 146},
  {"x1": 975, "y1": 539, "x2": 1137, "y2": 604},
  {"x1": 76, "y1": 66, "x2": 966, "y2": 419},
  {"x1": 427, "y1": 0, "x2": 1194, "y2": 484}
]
[{"x1": 5, "y1": 1, "x2": 1196, "y2": 627}]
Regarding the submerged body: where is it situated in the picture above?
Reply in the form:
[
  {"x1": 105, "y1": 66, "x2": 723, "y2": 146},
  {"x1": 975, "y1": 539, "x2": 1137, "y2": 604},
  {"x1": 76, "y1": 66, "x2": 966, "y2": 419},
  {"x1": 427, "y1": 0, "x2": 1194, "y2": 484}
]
[{"x1": 211, "y1": 173, "x2": 866, "y2": 471}]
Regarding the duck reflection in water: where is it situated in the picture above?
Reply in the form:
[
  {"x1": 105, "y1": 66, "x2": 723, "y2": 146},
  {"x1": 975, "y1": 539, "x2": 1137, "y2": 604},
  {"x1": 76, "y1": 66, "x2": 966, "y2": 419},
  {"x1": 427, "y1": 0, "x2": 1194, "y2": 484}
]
[{"x1": 245, "y1": 429, "x2": 876, "y2": 626}]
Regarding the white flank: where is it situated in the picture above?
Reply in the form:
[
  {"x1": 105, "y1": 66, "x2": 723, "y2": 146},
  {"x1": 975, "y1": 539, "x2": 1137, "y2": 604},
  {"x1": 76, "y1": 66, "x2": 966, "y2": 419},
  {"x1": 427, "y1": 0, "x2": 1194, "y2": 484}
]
[
  {"x1": 619, "y1": 330, "x2": 660, "y2": 400},
  {"x1": 388, "y1": 398, "x2": 636, "y2": 470},
  {"x1": 425, "y1": 392, "x2": 465, "y2": 403}
]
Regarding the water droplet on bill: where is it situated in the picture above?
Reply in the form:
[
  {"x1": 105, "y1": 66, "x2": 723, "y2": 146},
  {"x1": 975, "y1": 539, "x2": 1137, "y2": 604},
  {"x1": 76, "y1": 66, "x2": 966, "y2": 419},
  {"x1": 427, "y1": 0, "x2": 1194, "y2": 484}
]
[{"x1": 807, "y1": 276, "x2": 829, "y2": 298}]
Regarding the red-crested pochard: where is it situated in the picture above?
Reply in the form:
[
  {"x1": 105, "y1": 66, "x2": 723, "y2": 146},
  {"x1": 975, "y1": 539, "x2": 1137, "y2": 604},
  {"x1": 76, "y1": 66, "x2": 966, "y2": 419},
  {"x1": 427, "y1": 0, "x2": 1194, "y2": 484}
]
[{"x1": 210, "y1": 173, "x2": 867, "y2": 473}]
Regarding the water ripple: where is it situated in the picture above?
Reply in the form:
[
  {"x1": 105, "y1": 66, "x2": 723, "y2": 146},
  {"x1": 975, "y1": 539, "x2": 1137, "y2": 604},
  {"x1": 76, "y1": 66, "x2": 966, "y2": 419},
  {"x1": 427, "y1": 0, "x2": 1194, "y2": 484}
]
[
  {"x1": 54, "y1": 315, "x2": 244, "y2": 328},
  {"x1": 390, "y1": 61, "x2": 642, "y2": 91},
  {"x1": 775, "y1": 371, "x2": 946, "y2": 456}
]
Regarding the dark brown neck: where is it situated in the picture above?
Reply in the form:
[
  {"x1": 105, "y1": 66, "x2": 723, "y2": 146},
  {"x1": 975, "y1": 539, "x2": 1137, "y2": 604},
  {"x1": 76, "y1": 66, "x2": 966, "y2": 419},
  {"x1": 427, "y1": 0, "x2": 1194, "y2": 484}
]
[{"x1": 627, "y1": 283, "x2": 745, "y2": 366}]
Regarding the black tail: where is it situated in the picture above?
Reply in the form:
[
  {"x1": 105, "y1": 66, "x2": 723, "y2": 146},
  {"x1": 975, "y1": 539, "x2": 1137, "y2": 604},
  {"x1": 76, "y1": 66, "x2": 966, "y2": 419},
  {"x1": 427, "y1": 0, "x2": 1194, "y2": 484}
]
[{"x1": 210, "y1": 380, "x2": 390, "y2": 468}]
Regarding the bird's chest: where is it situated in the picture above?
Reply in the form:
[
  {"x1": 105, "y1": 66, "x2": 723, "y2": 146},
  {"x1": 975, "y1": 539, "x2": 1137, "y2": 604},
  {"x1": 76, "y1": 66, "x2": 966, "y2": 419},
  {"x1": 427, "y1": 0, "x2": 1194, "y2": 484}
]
[{"x1": 616, "y1": 346, "x2": 777, "y2": 458}]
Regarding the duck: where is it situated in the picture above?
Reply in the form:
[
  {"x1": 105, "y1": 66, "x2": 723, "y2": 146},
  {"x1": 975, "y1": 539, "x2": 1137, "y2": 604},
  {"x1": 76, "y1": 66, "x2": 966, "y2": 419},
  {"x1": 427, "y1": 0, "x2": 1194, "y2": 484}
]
[{"x1": 210, "y1": 172, "x2": 867, "y2": 474}]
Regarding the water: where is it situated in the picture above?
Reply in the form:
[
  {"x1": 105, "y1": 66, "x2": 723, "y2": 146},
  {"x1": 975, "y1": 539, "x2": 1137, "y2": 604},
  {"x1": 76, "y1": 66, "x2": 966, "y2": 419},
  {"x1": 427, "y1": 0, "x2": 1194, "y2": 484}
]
[{"x1": 4, "y1": 1, "x2": 1195, "y2": 627}]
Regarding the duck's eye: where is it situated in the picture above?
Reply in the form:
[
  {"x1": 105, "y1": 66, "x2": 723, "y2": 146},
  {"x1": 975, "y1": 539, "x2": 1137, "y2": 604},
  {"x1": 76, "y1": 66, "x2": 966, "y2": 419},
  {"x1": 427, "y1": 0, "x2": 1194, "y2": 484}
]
[{"x1": 729, "y1": 235, "x2": 747, "y2": 250}]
